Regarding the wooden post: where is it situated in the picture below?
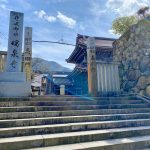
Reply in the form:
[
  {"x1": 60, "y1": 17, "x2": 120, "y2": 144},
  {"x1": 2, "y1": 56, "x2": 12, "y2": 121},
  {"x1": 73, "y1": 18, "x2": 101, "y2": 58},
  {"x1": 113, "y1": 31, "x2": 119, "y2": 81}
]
[{"x1": 87, "y1": 37, "x2": 98, "y2": 97}]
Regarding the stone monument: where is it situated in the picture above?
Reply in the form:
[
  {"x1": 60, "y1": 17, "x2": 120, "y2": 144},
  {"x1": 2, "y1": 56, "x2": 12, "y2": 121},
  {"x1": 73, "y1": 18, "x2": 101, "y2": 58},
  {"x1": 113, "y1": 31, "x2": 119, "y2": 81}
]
[
  {"x1": 87, "y1": 37, "x2": 98, "y2": 96},
  {"x1": 60, "y1": 85, "x2": 65, "y2": 95},
  {"x1": 0, "y1": 11, "x2": 30, "y2": 97},
  {"x1": 23, "y1": 27, "x2": 32, "y2": 82}
]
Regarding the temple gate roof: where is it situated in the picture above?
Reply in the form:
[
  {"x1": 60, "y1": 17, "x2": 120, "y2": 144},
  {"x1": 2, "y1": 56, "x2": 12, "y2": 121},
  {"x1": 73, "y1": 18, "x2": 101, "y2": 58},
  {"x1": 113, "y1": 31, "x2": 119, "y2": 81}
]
[{"x1": 66, "y1": 34, "x2": 116, "y2": 64}]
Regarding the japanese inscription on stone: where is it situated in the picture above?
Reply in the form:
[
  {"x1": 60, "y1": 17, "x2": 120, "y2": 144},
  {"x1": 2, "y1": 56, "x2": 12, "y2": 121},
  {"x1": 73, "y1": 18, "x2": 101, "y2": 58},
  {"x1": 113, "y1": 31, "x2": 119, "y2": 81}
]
[
  {"x1": 24, "y1": 27, "x2": 32, "y2": 63},
  {"x1": 6, "y1": 11, "x2": 24, "y2": 72},
  {"x1": 23, "y1": 27, "x2": 32, "y2": 82},
  {"x1": 87, "y1": 37, "x2": 96, "y2": 63}
]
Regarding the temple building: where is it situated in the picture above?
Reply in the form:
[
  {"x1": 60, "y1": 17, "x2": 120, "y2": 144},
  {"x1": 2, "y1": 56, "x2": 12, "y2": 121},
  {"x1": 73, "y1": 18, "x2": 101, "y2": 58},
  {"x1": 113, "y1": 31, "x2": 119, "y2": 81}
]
[
  {"x1": 52, "y1": 73, "x2": 72, "y2": 95},
  {"x1": 66, "y1": 34, "x2": 116, "y2": 95}
]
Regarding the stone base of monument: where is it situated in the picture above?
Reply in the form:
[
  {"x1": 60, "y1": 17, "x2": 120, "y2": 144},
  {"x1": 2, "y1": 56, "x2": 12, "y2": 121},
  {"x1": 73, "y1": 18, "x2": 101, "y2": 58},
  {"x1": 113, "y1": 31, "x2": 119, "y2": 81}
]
[{"x1": 0, "y1": 72, "x2": 31, "y2": 97}]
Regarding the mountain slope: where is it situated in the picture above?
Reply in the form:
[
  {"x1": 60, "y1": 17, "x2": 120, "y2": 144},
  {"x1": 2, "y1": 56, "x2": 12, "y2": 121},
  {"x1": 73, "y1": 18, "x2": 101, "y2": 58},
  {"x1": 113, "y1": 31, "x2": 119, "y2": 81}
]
[{"x1": 32, "y1": 57, "x2": 71, "y2": 73}]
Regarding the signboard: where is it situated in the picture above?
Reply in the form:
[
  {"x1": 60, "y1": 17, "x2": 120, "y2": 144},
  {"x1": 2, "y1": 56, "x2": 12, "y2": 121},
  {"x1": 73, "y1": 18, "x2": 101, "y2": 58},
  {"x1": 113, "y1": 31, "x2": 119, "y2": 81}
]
[{"x1": 6, "y1": 11, "x2": 24, "y2": 72}]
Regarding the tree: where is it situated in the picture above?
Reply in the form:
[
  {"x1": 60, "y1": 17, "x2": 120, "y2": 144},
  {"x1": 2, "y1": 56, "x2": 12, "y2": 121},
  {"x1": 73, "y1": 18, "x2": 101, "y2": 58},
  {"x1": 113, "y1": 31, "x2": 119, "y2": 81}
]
[{"x1": 112, "y1": 16, "x2": 138, "y2": 35}]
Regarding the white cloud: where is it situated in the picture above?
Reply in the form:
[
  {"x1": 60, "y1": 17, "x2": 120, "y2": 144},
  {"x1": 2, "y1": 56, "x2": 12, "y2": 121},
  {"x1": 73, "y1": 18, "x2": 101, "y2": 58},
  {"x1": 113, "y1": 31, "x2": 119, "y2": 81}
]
[
  {"x1": 108, "y1": 29, "x2": 115, "y2": 35},
  {"x1": 0, "y1": 3, "x2": 6, "y2": 9},
  {"x1": 34, "y1": 10, "x2": 56, "y2": 23},
  {"x1": 106, "y1": 0, "x2": 150, "y2": 16},
  {"x1": 0, "y1": 2, "x2": 12, "y2": 11},
  {"x1": 34, "y1": 10, "x2": 46, "y2": 19},
  {"x1": 57, "y1": 11, "x2": 76, "y2": 28},
  {"x1": 0, "y1": 0, "x2": 8, "y2": 10},
  {"x1": 34, "y1": 10, "x2": 76, "y2": 28},
  {"x1": 0, "y1": 0, "x2": 8, "y2": 3},
  {"x1": 90, "y1": 1, "x2": 107, "y2": 18},
  {"x1": 45, "y1": 15, "x2": 56, "y2": 22}
]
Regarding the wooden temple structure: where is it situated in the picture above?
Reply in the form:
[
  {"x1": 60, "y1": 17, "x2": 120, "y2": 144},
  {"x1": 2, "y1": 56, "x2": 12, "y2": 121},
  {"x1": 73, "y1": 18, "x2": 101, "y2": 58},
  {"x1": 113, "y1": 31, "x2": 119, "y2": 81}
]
[{"x1": 66, "y1": 34, "x2": 116, "y2": 95}]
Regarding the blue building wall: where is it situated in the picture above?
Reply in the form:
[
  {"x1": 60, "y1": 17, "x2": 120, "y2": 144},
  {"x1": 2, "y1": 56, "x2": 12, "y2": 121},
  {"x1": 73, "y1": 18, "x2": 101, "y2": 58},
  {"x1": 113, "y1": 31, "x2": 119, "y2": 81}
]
[{"x1": 68, "y1": 71, "x2": 88, "y2": 95}]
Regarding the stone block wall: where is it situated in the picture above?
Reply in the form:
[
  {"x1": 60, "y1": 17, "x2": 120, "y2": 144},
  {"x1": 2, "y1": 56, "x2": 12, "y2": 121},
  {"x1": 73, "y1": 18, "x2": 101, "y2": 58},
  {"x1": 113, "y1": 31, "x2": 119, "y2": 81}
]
[{"x1": 113, "y1": 16, "x2": 150, "y2": 96}]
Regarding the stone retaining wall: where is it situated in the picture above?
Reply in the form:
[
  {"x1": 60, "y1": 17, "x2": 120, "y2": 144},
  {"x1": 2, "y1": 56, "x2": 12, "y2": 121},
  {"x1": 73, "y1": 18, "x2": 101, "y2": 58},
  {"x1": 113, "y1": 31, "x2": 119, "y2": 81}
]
[{"x1": 113, "y1": 16, "x2": 150, "y2": 96}]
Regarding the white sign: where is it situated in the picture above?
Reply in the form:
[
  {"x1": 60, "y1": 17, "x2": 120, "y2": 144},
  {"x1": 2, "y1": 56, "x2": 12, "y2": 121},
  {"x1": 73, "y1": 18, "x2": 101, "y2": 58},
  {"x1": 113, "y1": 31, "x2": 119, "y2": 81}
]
[
  {"x1": 24, "y1": 27, "x2": 32, "y2": 63},
  {"x1": 31, "y1": 74, "x2": 42, "y2": 87},
  {"x1": 6, "y1": 11, "x2": 24, "y2": 72}
]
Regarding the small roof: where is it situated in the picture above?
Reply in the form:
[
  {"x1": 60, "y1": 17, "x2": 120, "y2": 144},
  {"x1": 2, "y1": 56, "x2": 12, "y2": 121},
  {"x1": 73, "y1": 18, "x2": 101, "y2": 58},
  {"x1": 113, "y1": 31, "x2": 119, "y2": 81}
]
[
  {"x1": 0, "y1": 51, "x2": 7, "y2": 55},
  {"x1": 53, "y1": 77, "x2": 72, "y2": 86},
  {"x1": 53, "y1": 74, "x2": 68, "y2": 78},
  {"x1": 76, "y1": 34, "x2": 115, "y2": 46}
]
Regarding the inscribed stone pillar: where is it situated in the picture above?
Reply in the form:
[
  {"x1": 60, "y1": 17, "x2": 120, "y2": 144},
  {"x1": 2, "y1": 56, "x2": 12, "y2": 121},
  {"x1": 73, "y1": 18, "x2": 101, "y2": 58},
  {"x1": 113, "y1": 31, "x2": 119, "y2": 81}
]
[
  {"x1": 0, "y1": 11, "x2": 31, "y2": 97},
  {"x1": 23, "y1": 27, "x2": 32, "y2": 82},
  {"x1": 6, "y1": 11, "x2": 23, "y2": 72},
  {"x1": 87, "y1": 37, "x2": 98, "y2": 96}
]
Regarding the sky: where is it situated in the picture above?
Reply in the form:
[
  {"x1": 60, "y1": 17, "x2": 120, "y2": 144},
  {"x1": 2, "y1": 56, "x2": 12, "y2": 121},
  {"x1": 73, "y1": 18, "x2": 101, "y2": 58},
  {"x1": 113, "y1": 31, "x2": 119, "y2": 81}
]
[{"x1": 0, "y1": 0, "x2": 150, "y2": 69}]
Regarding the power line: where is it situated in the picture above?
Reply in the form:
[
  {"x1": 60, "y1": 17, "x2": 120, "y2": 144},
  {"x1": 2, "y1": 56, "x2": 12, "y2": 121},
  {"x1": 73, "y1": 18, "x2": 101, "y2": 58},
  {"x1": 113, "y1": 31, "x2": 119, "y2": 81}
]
[
  {"x1": 0, "y1": 31, "x2": 75, "y2": 47},
  {"x1": 32, "y1": 40, "x2": 75, "y2": 46}
]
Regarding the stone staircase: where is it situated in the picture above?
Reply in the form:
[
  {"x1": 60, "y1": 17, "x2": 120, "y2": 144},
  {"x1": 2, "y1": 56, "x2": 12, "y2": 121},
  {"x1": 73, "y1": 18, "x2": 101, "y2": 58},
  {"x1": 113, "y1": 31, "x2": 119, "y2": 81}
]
[{"x1": 0, "y1": 96, "x2": 150, "y2": 150}]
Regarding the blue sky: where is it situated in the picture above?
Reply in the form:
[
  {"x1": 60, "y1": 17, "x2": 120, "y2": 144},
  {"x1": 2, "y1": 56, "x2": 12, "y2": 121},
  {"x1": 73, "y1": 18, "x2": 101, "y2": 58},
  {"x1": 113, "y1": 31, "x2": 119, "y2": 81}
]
[{"x1": 0, "y1": 0, "x2": 150, "y2": 69}]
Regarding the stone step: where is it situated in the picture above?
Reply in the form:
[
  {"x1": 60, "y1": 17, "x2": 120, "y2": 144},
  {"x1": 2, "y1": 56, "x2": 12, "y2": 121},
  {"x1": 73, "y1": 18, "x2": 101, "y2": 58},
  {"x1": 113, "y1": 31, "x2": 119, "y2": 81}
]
[
  {"x1": 21, "y1": 126, "x2": 150, "y2": 147},
  {"x1": 30, "y1": 96, "x2": 138, "y2": 101},
  {"x1": 0, "y1": 104, "x2": 149, "y2": 113},
  {"x1": 1, "y1": 119, "x2": 150, "y2": 138},
  {"x1": 0, "y1": 95, "x2": 147, "y2": 150},
  {"x1": 1, "y1": 113, "x2": 150, "y2": 128},
  {"x1": 1, "y1": 127, "x2": 150, "y2": 150},
  {"x1": 1, "y1": 108, "x2": 150, "y2": 120},
  {"x1": 23, "y1": 135, "x2": 150, "y2": 150},
  {"x1": 0, "y1": 96, "x2": 138, "y2": 102},
  {"x1": 0, "y1": 99, "x2": 144, "y2": 107}
]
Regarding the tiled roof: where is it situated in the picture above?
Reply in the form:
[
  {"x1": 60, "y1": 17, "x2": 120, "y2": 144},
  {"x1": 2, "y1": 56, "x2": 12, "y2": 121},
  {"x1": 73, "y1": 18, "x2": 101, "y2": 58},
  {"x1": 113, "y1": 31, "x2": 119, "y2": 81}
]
[
  {"x1": 53, "y1": 77, "x2": 72, "y2": 85},
  {"x1": 66, "y1": 34, "x2": 115, "y2": 64}
]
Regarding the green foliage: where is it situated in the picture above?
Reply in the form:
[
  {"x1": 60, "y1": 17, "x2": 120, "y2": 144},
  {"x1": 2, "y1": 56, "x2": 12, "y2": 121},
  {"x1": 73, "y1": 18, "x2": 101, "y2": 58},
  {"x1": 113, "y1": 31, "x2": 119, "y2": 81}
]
[{"x1": 112, "y1": 16, "x2": 138, "y2": 35}]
